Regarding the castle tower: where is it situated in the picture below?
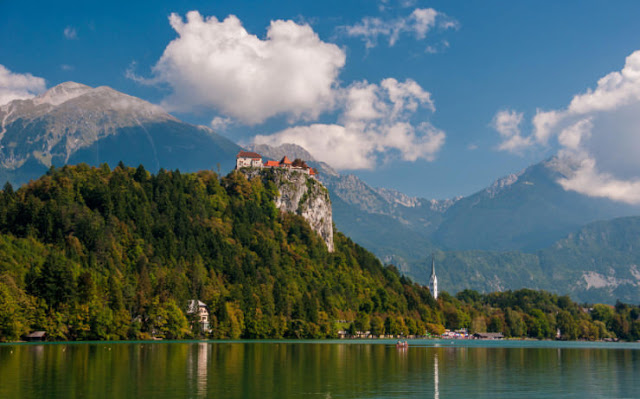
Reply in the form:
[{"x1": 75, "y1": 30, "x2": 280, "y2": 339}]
[{"x1": 429, "y1": 254, "x2": 438, "y2": 299}]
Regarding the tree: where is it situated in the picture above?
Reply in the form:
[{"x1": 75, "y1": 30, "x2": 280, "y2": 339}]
[
  {"x1": 591, "y1": 304, "x2": 614, "y2": 328},
  {"x1": 557, "y1": 310, "x2": 578, "y2": 340},
  {"x1": 30, "y1": 252, "x2": 75, "y2": 310},
  {"x1": 505, "y1": 309, "x2": 525, "y2": 337},
  {"x1": 385, "y1": 316, "x2": 399, "y2": 336},
  {"x1": 471, "y1": 316, "x2": 487, "y2": 333},
  {"x1": 354, "y1": 313, "x2": 370, "y2": 333},
  {"x1": 0, "y1": 281, "x2": 28, "y2": 341},
  {"x1": 164, "y1": 299, "x2": 190, "y2": 339},
  {"x1": 370, "y1": 316, "x2": 385, "y2": 336}
]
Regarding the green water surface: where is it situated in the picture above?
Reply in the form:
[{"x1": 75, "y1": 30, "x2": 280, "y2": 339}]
[{"x1": 1, "y1": 340, "x2": 638, "y2": 398}]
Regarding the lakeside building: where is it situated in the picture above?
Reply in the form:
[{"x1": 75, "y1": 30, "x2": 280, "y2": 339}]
[
  {"x1": 236, "y1": 151, "x2": 317, "y2": 177},
  {"x1": 24, "y1": 331, "x2": 46, "y2": 342},
  {"x1": 429, "y1": 254, "x2": 438, "y2": 299},
  {"x1": 472, "y1": 332, "x2": 504, "y2": 340},
  {"x1": 187, "y1": 300, "x2": 211, "y2": 333}
]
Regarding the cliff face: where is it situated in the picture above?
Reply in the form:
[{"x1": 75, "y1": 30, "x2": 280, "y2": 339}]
[{"x1": 243, "y1": 168, "x2": 334, "y2": 252}]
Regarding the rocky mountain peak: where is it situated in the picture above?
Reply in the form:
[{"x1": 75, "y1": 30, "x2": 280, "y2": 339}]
[
  {"x1": 0, "y1": 82, "x2": 241, "y2": 184},
  {"x1": 374, "y1": 187, "x2": 421, "y2": 208},
  {"x1": 33, "y1": 81, "x2": 93, "y2": 106}
]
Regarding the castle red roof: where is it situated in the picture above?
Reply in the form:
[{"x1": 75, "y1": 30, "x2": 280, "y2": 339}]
[
  {"x1": 237, "y1": 151, "x2": 262, "y2": 159},
  {"x1": 264, "y1": 160, "x2": 280, "y2": 167},
  {"x1": 280, "y1": 156, "x2": 292, "y2": 165}
]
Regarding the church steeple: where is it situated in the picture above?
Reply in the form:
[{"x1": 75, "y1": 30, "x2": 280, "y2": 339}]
[{"x1": 429, "y1": 254, "x2": 438, "y2": 299}]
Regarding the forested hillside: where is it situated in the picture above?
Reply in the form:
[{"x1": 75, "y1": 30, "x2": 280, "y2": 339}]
[
  {"x1": 0, "y1": 164, "x2": 638, "y2": 342},
  {"x1": 0, "y1": 164, "x2": 440, "y2": 341}
]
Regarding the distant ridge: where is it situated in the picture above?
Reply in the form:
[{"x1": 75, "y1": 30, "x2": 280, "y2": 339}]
[{"x1": 249, "y1": 143, "x2": 640, "y2": 303}]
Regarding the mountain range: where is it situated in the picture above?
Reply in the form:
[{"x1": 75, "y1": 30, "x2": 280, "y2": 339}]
[
  {"x1": 2, "y1": 82, "x2": 639, "y2": 303},
  {"x1": 249, "y1": 145, "x2": 640, "y2": 303},
  {"x1": 0, "y1": 82, "x2": 240, "y2": 186}
]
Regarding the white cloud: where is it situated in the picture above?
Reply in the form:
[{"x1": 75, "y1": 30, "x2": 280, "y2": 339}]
[
  {"x1": 568, "y1": 51, "x2": 640, "y2": 114},
  {"x1": 557, "y1": 118, "x2": 592, "y2": 150},
  {"x1": 410, "y1": 9, "x2": 439, "y2": 40},
  {"x1": 382, "y1": 77, "x2": 434, "y2": 116},
  {"x1": 496, "y1": 49, "x2": 640, "y2": 204},
  {"x1": 344, "y1": 8, "x2": 457, "y2": 48},
  {"x1": 531, "y1": 50, "x2": 640, "y2": 142},
  {"x1": 557, "y1": 157, "x2": 640, "y2": 205},
  {"x1": 137, "y1": 11, "x2": 345, "y2": 125},
  {"x1": 210, "y1": 116, "x2": 232, "y2": 131},
  {"x1": 64, "y1": 26, "x2": 77, "y2": 39},
  {"x1": 253, "y1": 78, "x2": 444, "y2": 170},
  {"x1": 491, "y1": 109, "x2": 532, "y2": 153},
  {"x1": 532, "y1": 109, "x2": 562, "y2": 144},
  {"x1": 493, "y1": 109, "x2": 522, "y2": 137},
  {"x1": 0, "y1": 65, "x2": 46, "y2": 106}
]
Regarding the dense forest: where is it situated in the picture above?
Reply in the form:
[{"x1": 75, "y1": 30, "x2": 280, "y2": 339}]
[{"x1": 0, "y1": 164, "x2": 638, "y2": 342}]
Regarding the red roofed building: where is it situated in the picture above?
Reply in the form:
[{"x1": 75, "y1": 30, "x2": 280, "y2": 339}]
[
  {"x1": 280, "y1": 156, "x2": 293, "y2": 166},
  {"x1": 236, "y1": 151, "x2": 263, "y2": 169},
  {"x1": 236, "y1": 151, "x2": 318, "y2": 179}
]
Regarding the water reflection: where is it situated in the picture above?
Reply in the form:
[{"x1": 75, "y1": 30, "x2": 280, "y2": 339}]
[
  {"x1": 434, "y1": 353, "x2": 439, "y2": 399},
  {"x1": 0, "y1": 341, "x2": 639, "y2": 398}
]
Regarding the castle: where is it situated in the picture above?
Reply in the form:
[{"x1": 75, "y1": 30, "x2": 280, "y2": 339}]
[{"x1": 235, "y1": 151, "x2": 317, "y2": 177}]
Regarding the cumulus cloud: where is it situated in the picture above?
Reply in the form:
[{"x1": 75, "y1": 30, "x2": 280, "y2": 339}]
[
  {"x1": 492, "y1": 109, "x2": 532, "y2": 153},
  {"x1": 495, "y1": 50, "x2": 640, "y2": 204},
  {"x1": 64, "y1": 26, "x2": 77, "y2": 39},
  {"x1": 210, "y1": 116, "x2": 232, "y2": 131},
  {"x1": 253, "y1": 78, "x2": 444, "y2": 169},
  {"x1": 344, "y1": 8, "x2": 458, "y2": 48},
  {"x1": 135, "y1": 11, "x2": 345, "y2": 125},
  {"x1": 0, "y1": 65, "x2": 46, "y2": 106},
  {"x1": 556, "y1": 157, "x2": 640, "y2": 204}
]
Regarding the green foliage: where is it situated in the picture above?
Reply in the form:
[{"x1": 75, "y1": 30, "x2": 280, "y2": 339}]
[
  {"x1": 0, "y1": 164, "x2": 433, "y2": 340},
  {"x1": 0, "y1": 164, "x2": 637, "y2": 342}
]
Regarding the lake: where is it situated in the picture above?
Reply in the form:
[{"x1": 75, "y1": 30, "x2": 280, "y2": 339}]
[{"x1": 1, "y1": 340, "x2": 639, "y2": 398}]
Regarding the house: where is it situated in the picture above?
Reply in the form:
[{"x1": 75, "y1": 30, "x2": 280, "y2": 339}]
[
  {"x1": 24, "y1": 331, "x2": 46, "y2": 342},
  {"x1": 187, "y1": 300, "x2": 211, "y2": 333},
  {"x1": 473, "y1": 332, "x2": 504, "y2": 340},
  {"x1": 236, "y1": 151, "x2": 264, "y2": 169}
]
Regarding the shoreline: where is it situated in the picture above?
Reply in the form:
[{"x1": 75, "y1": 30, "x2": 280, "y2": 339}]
[{"x1": 2, "y1": 338, "x2": 638, "y2": 347}]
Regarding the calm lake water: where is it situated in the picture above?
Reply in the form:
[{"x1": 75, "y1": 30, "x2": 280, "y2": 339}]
[{"x1": 1, "y1": 340, "x2": 639, "y2": 398}]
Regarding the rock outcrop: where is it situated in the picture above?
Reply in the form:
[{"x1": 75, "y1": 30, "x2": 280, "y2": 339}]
[{"x1": 242, "y1": 167, "x2": 334, "y2": 252}]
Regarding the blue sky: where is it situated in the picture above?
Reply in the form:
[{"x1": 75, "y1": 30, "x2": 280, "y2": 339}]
[{"x1": 3, "y1": 0, "x2": 640, "y2": 200}]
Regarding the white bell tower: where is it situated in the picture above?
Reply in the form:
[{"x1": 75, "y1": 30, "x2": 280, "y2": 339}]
[{"x1": 429, "y1": 254, "x2": 438, "y2": 299}]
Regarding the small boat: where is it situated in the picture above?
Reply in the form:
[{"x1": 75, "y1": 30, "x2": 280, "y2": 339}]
[{"x1": 396, "y1": 340, "x2": 409, "y2": 349}]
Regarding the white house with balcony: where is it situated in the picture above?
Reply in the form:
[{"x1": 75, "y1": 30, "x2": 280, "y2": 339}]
[{"x1": 187, "y1": 300, "x2": 211, "y2": 333}]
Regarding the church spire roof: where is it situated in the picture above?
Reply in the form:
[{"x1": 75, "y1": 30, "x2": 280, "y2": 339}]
[{"x1": 429, "y1": 253, "x2": 438, "y2": 299}]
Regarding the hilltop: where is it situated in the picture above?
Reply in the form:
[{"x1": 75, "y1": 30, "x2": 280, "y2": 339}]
[
  {"x1": 0, "y1": 164, "x2": 638, "y2": 342},
  {"x1": 0, "y1": 164, "x2": 438, "y2": 340}
]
